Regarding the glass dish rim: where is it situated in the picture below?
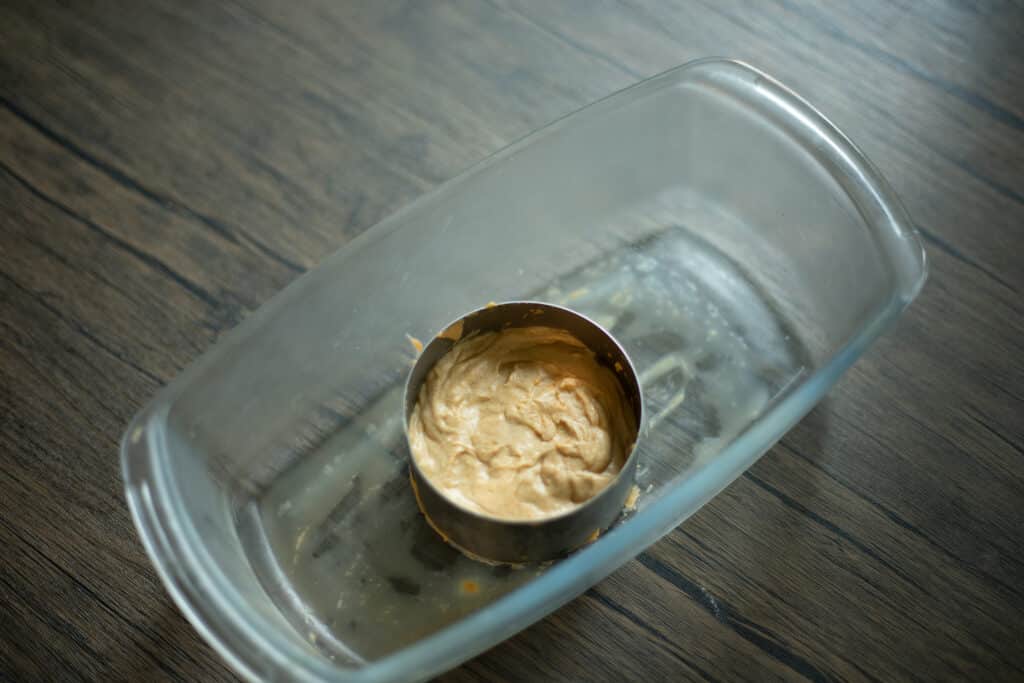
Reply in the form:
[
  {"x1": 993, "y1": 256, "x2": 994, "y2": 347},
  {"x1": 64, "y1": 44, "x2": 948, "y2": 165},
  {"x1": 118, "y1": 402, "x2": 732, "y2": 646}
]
[{"x1": 121, "y1": 57, "x2": 928, "y2": 683}]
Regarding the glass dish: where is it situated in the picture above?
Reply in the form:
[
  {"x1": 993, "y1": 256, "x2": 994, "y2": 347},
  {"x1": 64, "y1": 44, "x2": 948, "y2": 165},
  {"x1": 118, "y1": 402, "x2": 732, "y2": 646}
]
[{"x1": 121, "y1": 58, "x2": 926, "y2": 682}]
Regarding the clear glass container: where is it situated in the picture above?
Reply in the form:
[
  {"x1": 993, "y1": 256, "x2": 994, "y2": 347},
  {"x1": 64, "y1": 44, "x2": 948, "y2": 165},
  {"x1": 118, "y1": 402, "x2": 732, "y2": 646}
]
[{"x1": 121, "y1": 58, "x2": 926, "y2": 682}]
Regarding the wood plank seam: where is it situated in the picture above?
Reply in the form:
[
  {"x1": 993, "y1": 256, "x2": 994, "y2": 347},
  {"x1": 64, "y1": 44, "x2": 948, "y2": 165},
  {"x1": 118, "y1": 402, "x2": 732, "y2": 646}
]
[{"x1": 0, "y1": 95, "x2": 305, "y2": 276}]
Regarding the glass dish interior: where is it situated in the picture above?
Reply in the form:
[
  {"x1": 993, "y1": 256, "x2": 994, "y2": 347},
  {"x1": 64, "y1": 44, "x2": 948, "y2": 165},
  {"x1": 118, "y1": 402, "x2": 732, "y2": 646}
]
[{"x1": 122, "y1": 59, "x2": 926, "y2": 683}]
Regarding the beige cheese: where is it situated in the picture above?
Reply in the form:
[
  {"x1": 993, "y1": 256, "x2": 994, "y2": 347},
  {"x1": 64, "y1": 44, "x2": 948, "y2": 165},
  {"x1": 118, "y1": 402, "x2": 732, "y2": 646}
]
[{"x1": 409, "y1": 326, "x2": 636, "y2": 521}]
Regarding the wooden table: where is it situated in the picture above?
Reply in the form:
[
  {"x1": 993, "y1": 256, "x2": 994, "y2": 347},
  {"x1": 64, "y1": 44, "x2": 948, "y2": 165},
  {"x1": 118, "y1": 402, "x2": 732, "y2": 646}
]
[{"x1": 3, "y1": 2, "x2": 1022, "y2": 680}]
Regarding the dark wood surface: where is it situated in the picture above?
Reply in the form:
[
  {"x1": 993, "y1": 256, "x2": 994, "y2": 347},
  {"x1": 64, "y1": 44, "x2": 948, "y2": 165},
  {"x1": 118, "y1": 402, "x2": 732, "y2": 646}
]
[{"x1": 2, "y1": 1, "x2": 1023, "y2": 680}]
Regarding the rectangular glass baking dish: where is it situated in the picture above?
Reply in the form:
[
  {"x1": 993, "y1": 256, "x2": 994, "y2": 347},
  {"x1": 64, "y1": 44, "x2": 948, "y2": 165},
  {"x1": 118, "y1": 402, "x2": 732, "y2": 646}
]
[{"x1": 121, "y1": 58, "x2": 926, "y2": 682}]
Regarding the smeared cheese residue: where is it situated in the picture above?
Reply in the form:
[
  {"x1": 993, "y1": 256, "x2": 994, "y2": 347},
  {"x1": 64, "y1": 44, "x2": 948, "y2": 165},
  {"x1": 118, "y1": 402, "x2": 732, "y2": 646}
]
[
  {"x1": 406, "y1": 334, "x2": 424, "y2": 354},
  {"x1": 624, "y1": 484, "x2": 641, "y2": 511},
  {"x1": 439, "y1": 319, "x2": 464, "y2": 342}
]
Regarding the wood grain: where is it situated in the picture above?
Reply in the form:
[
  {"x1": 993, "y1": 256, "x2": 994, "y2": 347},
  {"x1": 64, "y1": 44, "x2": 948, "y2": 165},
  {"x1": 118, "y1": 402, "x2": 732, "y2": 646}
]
[{"x1": 2, "y1": 1, "x2": 1023, "y2": 681}]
